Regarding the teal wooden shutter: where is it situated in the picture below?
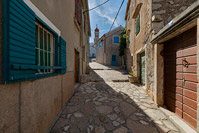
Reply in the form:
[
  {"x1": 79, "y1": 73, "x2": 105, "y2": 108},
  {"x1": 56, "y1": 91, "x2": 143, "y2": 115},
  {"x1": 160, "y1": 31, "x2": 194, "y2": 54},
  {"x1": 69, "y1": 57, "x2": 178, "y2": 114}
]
[
  {"x1": 135, "y1": 13, "x2": 140, "y2": 36},
  {"x1": 59, "y1": 37, "x2": 66, "y2": 74},
  {"x1": 3, "y1": 0, "x2": 36, "y2": 83}
]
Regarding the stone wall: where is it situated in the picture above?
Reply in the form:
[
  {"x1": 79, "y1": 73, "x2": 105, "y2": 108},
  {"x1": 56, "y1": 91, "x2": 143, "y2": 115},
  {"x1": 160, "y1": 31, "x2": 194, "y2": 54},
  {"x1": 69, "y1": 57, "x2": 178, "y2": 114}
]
[
  {"x1": 126, "y1": 0, "x2": 197, "y2": 104},
  {"x1": 152, "y1": 0, "x2": 197, "y2": 33},
  {"x1": 145, "y1": 39, "x2": 154, "y2": 98},
  {"x1": 126, "y1": 0, "x2": 154, "y2": 93},
  {"x1": 124, "y1": 49, "x2": 131, "y2": 71}
]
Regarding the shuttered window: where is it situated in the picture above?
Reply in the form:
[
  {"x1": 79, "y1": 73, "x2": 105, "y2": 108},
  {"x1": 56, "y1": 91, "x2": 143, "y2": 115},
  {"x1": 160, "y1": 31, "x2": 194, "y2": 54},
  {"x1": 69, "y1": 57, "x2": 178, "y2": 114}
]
[
  {"x1": 135, "y1": 13, "x2": 140, "y2": 36},
  {"x1": 3, "y1": 0, "x2": 66, "y2": 83},
  {"x1": 59, "y1": 37, "x2": 66, "y2": 74},
  {"x1": 127, "y1": 36, "x2": 130, "y2": 47},
  {"x1": 75, "y1": 0, "x2": 82, "y2": 25},
  {"x1": 113, "y1": 36, "x2": 119, "y2": 44}
]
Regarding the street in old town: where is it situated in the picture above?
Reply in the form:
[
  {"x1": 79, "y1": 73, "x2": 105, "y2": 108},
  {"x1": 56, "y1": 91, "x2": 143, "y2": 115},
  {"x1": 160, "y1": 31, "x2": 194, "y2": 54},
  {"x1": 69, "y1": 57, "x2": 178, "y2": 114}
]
[
  {"x1": 50, "y1": 62, "x2": 181, "y2": 133},
  {"x1": 1, "y1": 1, "x2": 199, "y2": 133}
]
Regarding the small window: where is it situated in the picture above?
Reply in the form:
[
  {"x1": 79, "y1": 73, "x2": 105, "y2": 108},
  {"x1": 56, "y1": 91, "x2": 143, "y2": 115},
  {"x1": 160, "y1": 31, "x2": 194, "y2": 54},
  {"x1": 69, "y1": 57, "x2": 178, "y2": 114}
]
[
  {"x1": 75, "y1": 0, "x2": 82, "y2": 25},
  {"x1": 113, "y1": 36, "x2": 119, "y2": 44},
  {"x1": 99, "y1": 41, "x2": 101, "y2": 48},
  {"x1": 35, "y1": 22, "x2": 55, "y2": 74},
  {"x1": 135, "y1": 13, "x2": 140, "y2": 36},
  {"x1": 127, "y1": 36, "x2": 130, "y2": 47}
]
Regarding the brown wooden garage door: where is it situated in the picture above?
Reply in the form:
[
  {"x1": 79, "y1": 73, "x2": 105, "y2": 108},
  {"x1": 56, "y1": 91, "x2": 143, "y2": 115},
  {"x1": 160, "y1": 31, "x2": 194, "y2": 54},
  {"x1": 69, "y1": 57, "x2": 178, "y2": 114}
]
[{"x1": 164, "y1": 27, "x2": 197, "y2": 129}]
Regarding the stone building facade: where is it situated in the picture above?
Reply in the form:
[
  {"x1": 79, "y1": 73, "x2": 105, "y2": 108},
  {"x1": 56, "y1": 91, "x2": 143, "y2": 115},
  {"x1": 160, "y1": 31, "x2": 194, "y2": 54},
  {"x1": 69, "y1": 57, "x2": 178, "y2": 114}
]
[
  {"x1": 95, "y1": 26, "x2": 124, "y2": 66},
  {"x1": 125, "y1": 0, "x2": 198, "y2": 131},
  {"x1": 0, "y1": 0, "x2": 90, "y2": 132}
]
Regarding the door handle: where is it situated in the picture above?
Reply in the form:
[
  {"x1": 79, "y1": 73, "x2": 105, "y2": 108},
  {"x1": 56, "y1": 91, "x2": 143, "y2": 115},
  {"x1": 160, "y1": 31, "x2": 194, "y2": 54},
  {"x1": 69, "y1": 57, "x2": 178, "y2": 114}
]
[{"x1": 182, "y1": 58, "x2": 189, "y2": 68}]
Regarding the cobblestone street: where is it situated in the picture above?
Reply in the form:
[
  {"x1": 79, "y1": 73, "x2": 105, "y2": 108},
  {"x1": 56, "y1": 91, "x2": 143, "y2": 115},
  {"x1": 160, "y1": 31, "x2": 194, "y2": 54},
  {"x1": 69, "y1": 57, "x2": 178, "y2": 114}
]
[{"x1": 51, "y1": 62, "x2": 181, "y2": 133}]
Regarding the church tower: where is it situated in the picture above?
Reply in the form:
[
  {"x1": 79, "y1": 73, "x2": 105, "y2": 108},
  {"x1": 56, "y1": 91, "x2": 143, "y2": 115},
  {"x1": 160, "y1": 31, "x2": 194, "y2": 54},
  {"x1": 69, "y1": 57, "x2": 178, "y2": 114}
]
[{"x1": 94, "y1": 25, "x2": 99, "y2": 45}]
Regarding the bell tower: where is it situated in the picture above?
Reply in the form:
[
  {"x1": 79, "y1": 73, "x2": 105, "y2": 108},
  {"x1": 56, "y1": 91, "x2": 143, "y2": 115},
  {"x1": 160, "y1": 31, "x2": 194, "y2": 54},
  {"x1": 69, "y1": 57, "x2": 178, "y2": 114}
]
[{"x1": 94, "y1": 25, "x2": 99, "y2": 45}]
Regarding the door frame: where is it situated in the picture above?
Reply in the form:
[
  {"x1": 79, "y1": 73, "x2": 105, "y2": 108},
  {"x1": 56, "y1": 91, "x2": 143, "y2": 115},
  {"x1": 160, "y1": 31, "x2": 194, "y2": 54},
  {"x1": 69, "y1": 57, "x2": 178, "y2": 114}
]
[
  {"x1": 139, "y1": 52, "x2": 145, "y2": 85},
  {"x1": 74, "y1": 49, "x2": 80, "y2": 83},
  {"x1": 136, "y1": 50, "x2": 146, "y2": 86},
  {"x1": 154, "y1": 25, "x2": 198, "y2": 132}
]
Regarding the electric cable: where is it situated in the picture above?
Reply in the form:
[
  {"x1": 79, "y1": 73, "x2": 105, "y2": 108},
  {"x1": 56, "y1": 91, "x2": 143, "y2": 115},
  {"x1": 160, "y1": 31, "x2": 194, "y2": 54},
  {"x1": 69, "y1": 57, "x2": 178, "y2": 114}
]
[
  {"x1": 109, "y1": 0, "x2": 125, "y2": 31},
  {"x1": 84, "y1": 0, "x2": 110, "y2": 13}
]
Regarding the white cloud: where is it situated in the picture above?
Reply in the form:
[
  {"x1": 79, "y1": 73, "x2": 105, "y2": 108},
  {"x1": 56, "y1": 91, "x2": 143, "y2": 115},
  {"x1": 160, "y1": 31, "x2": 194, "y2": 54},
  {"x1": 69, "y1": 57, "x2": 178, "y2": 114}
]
[
  {"x1": 88, "y1": 0, "x2": 119, "y2": 27},
  {"x1": 88, "y1": 0, "x2": 127, "y2": 42},
  {"x1": 95, "y1": 10, "x2": 119, "y2": 26}
]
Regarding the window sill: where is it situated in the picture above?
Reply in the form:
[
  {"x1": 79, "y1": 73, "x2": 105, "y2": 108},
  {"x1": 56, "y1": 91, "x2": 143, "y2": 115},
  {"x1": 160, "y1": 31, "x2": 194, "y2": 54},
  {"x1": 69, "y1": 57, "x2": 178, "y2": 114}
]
[
  {"x1": 4, "y1": 64, "x2": 66, "y2": 84},
  {"x1": 12, "y1": 64, "x2": 62, "y2": 70}
]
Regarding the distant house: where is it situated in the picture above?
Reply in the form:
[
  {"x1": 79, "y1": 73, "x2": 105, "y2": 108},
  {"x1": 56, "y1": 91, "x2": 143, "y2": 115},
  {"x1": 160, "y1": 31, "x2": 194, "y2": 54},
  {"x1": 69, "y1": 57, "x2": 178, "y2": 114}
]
[
  {"x1": 0, "y1": 0, "x2": 90, "y2": 132},
  {"x1": 89, "y1": 42, "x2": 96, "y2": 58},
  {"x1": 95, "y1": 26, "x2": 124, "y2": 66}
]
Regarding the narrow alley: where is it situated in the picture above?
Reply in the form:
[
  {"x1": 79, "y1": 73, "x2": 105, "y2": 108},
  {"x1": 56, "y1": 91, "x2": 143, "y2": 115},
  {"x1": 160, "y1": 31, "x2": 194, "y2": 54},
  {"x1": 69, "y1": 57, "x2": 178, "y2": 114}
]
[
  {"x1": 51, "y1": 62, "x2": 181, "y2": 133},
  {"x1": 1, "y1": 0, "x2": 199, "y2": 133}
]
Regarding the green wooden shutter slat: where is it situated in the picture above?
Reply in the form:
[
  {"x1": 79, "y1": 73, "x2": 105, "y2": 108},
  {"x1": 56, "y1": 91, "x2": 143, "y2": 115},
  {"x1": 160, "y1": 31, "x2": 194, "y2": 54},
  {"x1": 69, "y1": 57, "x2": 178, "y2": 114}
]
[
  {"x1": 9, "y1": 32, "x2": 35, "y2": 47},
  {"x1": 9, "y1": 13, "x2": 35, "y2": 32},
  {"x1": 10, "y1": 45, "x2": 35, "y2": 56},
  {"x1": 136, "y1": 13, "x2": 140, "y2": 35},
  {"x1": 59, "y1": 37, "x2": 66, "y2": 74},
  {"x1": 3, "y1": 0, "x2": 36, "y2": 83},
  {"x1": 10, "y1": 0, "x2": 35, "y2": 21},
  {"x1": 10, "y1": 51, "x2": 35, "y2": 60},
  {"x1": 10, "y1": 20, "x2": 35, "y2": 38},
  {"x1": 10, "y1": 57, "x2": 35, "y2": 65},
  {"x1": 10, "y1": 26, "x2": 35, "y2": 42}
]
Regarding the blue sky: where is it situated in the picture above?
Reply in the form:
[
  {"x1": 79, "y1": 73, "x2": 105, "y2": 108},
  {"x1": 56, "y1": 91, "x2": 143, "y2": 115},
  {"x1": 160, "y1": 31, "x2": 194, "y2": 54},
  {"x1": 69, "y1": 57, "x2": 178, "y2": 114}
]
[{"x1": 88, "y1": 0, "x2": 127, "y2": 43}]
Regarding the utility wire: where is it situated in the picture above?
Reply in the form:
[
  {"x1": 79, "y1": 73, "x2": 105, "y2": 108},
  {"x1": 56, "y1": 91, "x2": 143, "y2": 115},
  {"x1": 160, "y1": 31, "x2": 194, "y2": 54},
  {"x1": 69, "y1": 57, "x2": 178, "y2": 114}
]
[
  {"x1": 83, "y1": 0, "x2": 110, "y2": 13},
  {"x1": 109, "y1": 0, "x2": 125, "y2": 32}
]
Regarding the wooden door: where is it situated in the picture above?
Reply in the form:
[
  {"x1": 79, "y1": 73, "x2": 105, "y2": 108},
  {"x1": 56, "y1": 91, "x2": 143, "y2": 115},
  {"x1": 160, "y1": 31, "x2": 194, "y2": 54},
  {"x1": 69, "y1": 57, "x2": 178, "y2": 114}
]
[
  {"x1": 140, "y1": 52, "x2": 145, "y2": 84},
  {"x1": 75, "y1": 50, "x2": 79, "y2": 83},
  {"x1": 111, "y1": 55, "x2": 117, "y2": 66},
  {"x1": 164, "y1": 27, "x2": 197, "y2": 129}
]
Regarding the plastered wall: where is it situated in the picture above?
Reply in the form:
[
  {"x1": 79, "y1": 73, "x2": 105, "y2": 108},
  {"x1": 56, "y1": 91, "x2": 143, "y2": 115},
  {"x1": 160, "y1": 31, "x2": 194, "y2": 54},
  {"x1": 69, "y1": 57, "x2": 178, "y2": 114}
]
[{"x1": 0, "y1": 0, "x2": 81, "y2": 132}]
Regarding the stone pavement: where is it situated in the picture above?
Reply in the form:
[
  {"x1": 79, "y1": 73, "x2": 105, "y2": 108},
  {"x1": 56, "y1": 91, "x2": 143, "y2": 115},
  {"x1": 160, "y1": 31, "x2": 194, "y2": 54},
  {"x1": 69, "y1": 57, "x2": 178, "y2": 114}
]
[{"x1": 50, "y1": 62, "x2": 181, "y2": 133}]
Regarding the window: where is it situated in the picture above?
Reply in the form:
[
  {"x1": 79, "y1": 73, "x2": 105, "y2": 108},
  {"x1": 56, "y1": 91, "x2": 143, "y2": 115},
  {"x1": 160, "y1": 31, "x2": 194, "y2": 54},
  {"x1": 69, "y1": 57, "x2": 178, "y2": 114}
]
[
  {"x1": 135, "y1": 13, "x2": 140, "y2": 36},
  {"x1": 99, "y1": 41, "x2": 101, "y2": 48},
  {"x1": 113, "y1": 36, "x2": 119, "y2": 44},
  {"x1": 35, "y1": 23, "x2": 55, "y2": 73},
  {"x1": 127, "y1": 36, "x2": 130, "y2": 47},
  {"x1": 75, "y1": 0, "x2": 82, "y2": 25},
  {"x1": 3, "y1": 0, "x2": 67, "y2": 83}
]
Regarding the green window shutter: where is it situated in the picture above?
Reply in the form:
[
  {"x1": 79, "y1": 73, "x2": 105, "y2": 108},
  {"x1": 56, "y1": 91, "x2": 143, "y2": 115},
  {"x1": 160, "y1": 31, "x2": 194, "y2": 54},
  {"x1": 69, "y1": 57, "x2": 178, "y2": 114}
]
[
  {"x1": 59, "y1": 37, "x2": 66, "y2": 74},
  {"x1": 3, "y1": 0, "x2": 36, "y2": 83},
  {"x1": 135, "y1": 13, "x2": 140, "y2": 36}
]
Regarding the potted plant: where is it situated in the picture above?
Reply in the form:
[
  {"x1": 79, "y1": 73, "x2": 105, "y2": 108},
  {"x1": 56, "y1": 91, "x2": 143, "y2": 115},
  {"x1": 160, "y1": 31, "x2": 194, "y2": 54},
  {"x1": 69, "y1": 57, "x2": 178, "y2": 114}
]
[{"x1": 128, "y1": 72, "x2": 139, "y2": 83}]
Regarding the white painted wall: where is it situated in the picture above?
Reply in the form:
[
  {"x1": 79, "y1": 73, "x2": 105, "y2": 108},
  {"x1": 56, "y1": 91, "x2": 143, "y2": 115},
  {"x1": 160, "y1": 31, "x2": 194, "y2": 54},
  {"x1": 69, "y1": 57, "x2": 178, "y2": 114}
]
[{"x1": 90, "y1": 43, "x2": 96, "y2": 58}]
